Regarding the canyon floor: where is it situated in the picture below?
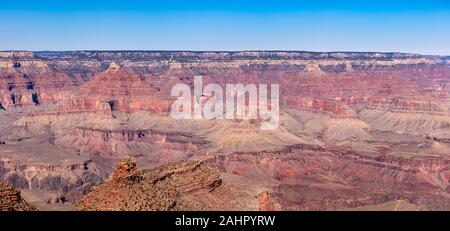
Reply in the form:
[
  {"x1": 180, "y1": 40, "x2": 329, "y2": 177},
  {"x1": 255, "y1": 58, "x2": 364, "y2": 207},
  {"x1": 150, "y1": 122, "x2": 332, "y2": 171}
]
[{"x1": 1, "y1": 51, "x2": 450, "y2": 210}]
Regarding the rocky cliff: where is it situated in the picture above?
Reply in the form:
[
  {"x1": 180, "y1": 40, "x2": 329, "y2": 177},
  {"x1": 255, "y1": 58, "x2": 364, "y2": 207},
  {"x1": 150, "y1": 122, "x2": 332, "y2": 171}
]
[{"x1": 0, "y1": 183, "x2": 36, "y2": 211}]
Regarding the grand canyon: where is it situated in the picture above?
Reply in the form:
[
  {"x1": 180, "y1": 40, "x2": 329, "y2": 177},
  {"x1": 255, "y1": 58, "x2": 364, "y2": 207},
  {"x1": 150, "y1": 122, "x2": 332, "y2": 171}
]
[{"x1": 1, "y1": 50, "x2": 450, "y2": 211}]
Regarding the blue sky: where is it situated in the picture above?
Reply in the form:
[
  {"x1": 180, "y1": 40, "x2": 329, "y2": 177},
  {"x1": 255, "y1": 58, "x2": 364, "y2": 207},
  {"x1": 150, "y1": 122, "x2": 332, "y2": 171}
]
[{"x1": 1, "y1": 0, "x2": 450, "y2": 55}]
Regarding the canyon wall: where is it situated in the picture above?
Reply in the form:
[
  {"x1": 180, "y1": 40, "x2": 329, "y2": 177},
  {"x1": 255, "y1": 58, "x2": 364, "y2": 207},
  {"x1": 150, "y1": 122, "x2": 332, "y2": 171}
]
[{"x1": 1, "y1": 51, "x2": 450, "y2": 210}]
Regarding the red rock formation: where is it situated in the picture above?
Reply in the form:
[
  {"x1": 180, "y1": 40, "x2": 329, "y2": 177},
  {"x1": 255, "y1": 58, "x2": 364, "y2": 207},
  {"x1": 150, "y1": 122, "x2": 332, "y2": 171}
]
[
  {"x1": 285, "y1": 97, "x2": 356, "y2": 117},
  {"x1": 75, "y1": 157, "x2": 260, "y2": 211},
  {"x1": 64, "y1": 63, "x2": 171, "y2": 114},
  {"x1": 0, "y1": 183, "x2": 36, "y2": 211},
  {"x1": 257, "y1": 191, "x2": 282, "y2": 211},
  {"x1": 0, "y1": 69, "x2": 80, "y2": 108}
]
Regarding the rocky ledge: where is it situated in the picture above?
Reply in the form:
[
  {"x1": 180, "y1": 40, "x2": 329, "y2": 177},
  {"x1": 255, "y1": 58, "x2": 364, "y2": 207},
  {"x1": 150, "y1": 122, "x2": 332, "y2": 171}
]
[
  {"x1": 0, "y1": 183, "x2": 36, "y2": 211},
  {"x1": 75, "y1": 157, "x2": 275, "y2": 211}
]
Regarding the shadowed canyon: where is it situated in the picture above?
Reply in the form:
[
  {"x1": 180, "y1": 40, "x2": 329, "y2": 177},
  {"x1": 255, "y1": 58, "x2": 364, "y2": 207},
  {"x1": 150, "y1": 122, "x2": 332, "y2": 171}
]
[{"x1": 1, "y1": 51, "x2": 450, "y2": 210}]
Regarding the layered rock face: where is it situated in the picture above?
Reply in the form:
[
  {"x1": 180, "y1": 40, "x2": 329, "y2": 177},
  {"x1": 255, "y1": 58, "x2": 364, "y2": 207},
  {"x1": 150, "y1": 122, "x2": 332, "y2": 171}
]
[
  {"x1": 1, "y1": 51, "x2": 450, "y2": 210},
  {"x1": 0, "y1": 157, "x2": 103, "y2": 204},
  {"x1": 63, "y1": 63, "x2": 171, "y2": 114},
  {"x1": 54, "y1": 127, "x2": 206, "y2": 162},
  {"x1": 75, "y1": 157, "x2": 259, "y2": 211},
  {"x1": 0, "y1": 183, "x2": 36, "y2": 211},
  {"x1": 209, "y1": 144, "x2": 450, "y2": 210}
]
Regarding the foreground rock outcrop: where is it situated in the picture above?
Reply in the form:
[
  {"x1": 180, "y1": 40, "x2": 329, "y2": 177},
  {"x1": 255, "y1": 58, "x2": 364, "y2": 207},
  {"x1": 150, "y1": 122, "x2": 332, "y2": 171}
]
[
  {"x1": 75, "y1": 157, "x2": 266, "y2": 211},
  {"x1": 0, "y1": 183, "x2": 36, "y2": 211}
]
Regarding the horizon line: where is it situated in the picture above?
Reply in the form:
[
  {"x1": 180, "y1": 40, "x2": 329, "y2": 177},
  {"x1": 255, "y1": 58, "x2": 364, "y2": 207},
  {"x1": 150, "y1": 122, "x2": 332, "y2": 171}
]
[{"x1": 1, "y1": 50, "x2": 448, "y2": 57}]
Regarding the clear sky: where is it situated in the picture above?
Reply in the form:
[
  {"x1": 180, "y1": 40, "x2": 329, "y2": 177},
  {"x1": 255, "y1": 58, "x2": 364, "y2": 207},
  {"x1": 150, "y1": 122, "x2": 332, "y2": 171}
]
[{"x1": 1, "y1": 0, "x2": 450, "y2": 55}]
